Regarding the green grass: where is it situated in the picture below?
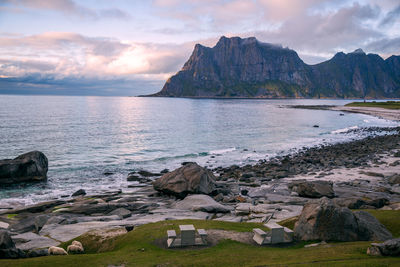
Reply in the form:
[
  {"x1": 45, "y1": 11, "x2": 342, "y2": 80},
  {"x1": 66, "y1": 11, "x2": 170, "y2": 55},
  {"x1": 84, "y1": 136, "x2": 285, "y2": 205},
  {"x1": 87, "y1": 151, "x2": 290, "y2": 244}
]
[
  {"x1": 362, "y1": 209, "x2": 400, "y2": 237},
  {"x1": 6, "y1": 214, "x2": 17, "y2": 219},
  {"x1": 345, "y1": 101, "x2": 400, "y2": 109},
  {"x1": 1, "y1": 213, "x2": 400, "y2": 267},
  {"x1": 278, "y1": 216, "x2": 299, "y2": 230}
]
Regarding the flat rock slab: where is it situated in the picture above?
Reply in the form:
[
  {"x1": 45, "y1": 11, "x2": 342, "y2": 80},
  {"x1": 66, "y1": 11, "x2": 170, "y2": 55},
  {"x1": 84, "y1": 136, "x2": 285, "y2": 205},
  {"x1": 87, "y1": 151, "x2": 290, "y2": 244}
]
[
  {"x1": 0, "y1": 221, "x2": 9, "y2": 229},
  {"x1": 173, "y1": 194, "x2": 232, "y2": 213},
  {"x1": 39, "y1": 221, "x2": 131, "y2": 242},
  {"x1": 12, "y1": 232, "x2": 59, "y2": 251}
]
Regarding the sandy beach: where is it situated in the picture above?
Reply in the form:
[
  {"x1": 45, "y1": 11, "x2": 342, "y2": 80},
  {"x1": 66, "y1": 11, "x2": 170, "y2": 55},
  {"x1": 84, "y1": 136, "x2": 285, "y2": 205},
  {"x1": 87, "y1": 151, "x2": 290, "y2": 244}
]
[{"x1": 331, "y1": 106, "x2": 400, "y2": 121}]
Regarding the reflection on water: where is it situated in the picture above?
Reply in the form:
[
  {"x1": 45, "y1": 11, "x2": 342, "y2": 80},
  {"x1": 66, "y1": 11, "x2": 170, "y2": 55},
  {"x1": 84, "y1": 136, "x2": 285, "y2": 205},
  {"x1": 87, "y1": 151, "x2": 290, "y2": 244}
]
[{"x1": 0, "y1": 95, "x2": 398, "y2": 204}]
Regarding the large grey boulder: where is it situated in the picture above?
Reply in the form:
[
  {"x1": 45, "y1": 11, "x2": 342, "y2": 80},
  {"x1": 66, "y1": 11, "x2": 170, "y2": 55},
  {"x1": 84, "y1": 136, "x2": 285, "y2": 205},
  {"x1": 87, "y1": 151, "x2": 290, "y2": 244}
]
[
  {"x1": 0, "y1": 151, "x2": 48, "y2": 184},
  {"x1": 288, "y1": 180, "x2": 335, "y2": 198},
  {"x1": 0, "y1": 230, "x2": 25, "y2": 259},
  {"x1": 153, "y1": 162, "x2": 216, "y2": 198},
  {"x1": 294, "y1": 197, "x2": 392, "y2": 241},
  {"x1": 173, "y1": 194, "x2": 232, "y2": 213}
]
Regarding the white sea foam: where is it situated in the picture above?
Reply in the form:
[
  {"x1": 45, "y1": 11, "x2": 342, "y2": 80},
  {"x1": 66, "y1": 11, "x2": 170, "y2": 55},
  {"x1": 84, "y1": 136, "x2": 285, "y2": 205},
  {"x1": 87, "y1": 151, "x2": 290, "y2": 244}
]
[
  {"x1": 331, "y1": 126, "x2": 359, "y2": 134},
  {"x1": 209, "y1": 147, "x2": 236, "y2": 155}
]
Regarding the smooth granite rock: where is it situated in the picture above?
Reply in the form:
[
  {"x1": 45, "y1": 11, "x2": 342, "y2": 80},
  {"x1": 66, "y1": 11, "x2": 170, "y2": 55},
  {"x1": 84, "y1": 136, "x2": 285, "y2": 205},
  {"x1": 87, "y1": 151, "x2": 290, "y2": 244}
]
[
  {"x1": 173, "y1": 194, "x2": 232, "y2": 213},
  {"x1": 288, "y1": 180, "x2": 335, "y2": 198},
  {"x1": 294, "y1": 197, "x2": 392, "y2": 241},
  {"x1": 153, "y1": 162, "x2": 216, "y2": 198}
]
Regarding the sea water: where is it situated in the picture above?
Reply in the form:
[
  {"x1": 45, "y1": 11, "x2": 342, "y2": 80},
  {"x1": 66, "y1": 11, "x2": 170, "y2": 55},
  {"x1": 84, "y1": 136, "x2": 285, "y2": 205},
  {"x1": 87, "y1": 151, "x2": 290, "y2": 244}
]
[{"x1": 0, "y1": 95, "x2": 397, "y2": 205}]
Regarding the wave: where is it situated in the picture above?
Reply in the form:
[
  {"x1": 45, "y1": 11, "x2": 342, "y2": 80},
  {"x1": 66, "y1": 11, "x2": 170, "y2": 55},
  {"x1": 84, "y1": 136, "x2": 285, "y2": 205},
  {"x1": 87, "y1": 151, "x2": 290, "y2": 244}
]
[
  {"x1": 209, "y1": 147, "x2": 236, "y2": 154},
  {"x1": 331, "y1": 125, "x2": 359, "y2": 134}
]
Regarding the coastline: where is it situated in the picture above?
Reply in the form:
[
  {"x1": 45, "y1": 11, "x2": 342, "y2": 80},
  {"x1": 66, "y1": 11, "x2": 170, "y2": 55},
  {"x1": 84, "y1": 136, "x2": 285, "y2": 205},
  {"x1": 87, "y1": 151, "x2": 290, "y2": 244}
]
[
  {"x1": 0, "y1": 126, "x2": 399, "y2": 252},
  {"x1": 331, "y1": 106, "x2": 400, "y2": 121},
  {"x1": 0, "y1": 105, "x2": 399, "y2": 255}
]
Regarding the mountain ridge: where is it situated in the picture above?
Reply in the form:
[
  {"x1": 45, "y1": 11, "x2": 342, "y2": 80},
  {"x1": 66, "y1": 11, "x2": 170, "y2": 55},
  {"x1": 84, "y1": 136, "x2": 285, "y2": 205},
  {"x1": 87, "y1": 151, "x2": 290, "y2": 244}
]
[{"x1": 146, "y1": 36, "x2": 400, "y2": 98}]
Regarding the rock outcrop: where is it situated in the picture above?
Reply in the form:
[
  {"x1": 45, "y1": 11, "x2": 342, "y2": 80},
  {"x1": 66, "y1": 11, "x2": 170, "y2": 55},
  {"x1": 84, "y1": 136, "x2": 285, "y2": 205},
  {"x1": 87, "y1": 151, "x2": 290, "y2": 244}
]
[
  {"x1": 174, "y1": 194, "x2": 232, "y2": 213},
  {"x1": 288, "y1": 180, "x2": 335, "y2": 198},
  {"x1": 147, "y1": 36, "x2": 400, "y2": 98},
  {"x1": 153, "y1": 162, "x2": 216, "y2": 198},
  {"x1": 0, "y1": 230, "x2": 26, "y2": 259},
  {"x1": 294, "y1": 197, "x2": 392, "y2": 242},
  {"x1": 0, "y1": 151, "x2": 48, "y2": 184},
  {"x1": 368, "y1": 238, "x2": 400, "y2": 256}
]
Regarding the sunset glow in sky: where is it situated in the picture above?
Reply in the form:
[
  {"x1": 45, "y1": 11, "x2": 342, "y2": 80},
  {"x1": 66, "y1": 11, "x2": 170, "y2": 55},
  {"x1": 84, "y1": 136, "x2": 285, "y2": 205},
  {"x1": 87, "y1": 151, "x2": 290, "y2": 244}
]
[{"x1": 0, "y1": 0, "x2": 399, "y2": 95}]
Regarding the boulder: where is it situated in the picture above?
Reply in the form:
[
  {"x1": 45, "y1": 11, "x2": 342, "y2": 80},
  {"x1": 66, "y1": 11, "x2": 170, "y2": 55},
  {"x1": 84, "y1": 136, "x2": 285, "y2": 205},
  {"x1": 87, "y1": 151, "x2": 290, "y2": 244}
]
[
  {"x1": 0, "y1": 230, "x2": 25, "y2": 259},
  {"x1": 153, "y1": 162, "x2": 216, "y2": 198},
  {"x1": 71, "y1": 189, "x2": 86, "y2": 197},
  {"x1": 388, "y1": 174, "x2": 400, "y2": 185},
  {"x1": 173, "y1": 194, "x2": 232, "y2": 213},
  {"x1": 10, "y1": 216, "x2": 36, "y2": 233},
  {"x1": 334, "y1": 197, "x2": 388, "y2": 209},
  {"x1": 288, "y1": 180, "x2": 335, "y2": 198},
  {"x1": 294, "y1": 197, "x2": 392, "y2": 241},
  {"x1": 0, "y1": 151, "x2": 48, "y2": 184},
  {"x1": 34, "y1": 214, "x2": 49, "y2": 233},
  {"x1": 369, "y1": 238, "x2": 400, "y2": 256},
  {"x1": 107, "y1": 208, "x2": 131, "y2": 219}
]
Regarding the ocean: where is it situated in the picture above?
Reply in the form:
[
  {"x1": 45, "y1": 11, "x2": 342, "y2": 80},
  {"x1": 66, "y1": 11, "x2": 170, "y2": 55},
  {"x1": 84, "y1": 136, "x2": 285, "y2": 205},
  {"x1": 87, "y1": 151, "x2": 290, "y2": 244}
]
[{"x1": 0, "y1": 95, "x2": 397, "y2": 205}]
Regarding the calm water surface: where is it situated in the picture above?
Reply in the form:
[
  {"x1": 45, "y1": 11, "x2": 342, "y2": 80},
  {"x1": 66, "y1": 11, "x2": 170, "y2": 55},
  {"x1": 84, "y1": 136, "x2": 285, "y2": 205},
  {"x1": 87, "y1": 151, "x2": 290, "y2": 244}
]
[{"x1": 0, "y1": 95, "x2": 398, "y2": 205}]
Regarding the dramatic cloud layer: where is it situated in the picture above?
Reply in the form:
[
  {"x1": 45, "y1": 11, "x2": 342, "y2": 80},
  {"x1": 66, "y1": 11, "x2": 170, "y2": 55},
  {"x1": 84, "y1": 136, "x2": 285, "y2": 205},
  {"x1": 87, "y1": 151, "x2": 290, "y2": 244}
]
[{"x1": 0, "y1": 0, "x2": 399, "y2": 95}]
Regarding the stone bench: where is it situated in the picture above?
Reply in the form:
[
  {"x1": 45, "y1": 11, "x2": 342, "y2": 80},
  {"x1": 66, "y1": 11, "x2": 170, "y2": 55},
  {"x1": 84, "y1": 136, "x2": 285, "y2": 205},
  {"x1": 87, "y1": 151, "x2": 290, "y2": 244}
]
[
  {"x1": 167, "y1": 230, "x2": 178, "y2": 248},
  {"x1": 167, "y1": 225, "x2": 207, "y2": 248},
  {"x1": 267, "y1": 222, "x2": 284, "y2": 244},
  {"x1": 253, "y1": 222, "x2": 287, "y2": 245},
  {"x1": 180, "y1": 224, "x2": 195, "y2": 246},
  {"x1": 197, "y1": 229, "x2": 207, "y2": 245},
  {"x1": 253, "y1": 228, "x2": 267, "y2": 245}
]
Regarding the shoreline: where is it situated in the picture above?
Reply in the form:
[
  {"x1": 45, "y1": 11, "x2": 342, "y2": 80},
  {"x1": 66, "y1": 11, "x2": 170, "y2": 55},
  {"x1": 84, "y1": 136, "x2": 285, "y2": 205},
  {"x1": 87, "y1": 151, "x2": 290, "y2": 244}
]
[
  {"x1": 286, "y1": 103, "x2": 400, "y2": 121},
  {"x1": 331, "y1": 105, "x2": 400, "y2": 121},
  {"x1": 0, "y1": 126, "x2": 399, "y2": 253}
]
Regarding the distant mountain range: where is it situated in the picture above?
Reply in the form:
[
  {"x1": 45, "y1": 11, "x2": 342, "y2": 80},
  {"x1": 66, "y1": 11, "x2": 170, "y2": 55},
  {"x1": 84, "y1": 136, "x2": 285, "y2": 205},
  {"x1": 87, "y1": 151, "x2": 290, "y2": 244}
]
[{"x1": 147, "y1": 36, "x2": 400, "y2": 98}]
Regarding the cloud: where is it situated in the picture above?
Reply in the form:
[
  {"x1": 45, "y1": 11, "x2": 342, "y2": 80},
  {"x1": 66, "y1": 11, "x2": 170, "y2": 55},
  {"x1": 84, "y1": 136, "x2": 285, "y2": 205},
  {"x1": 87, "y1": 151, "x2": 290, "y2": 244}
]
[
  {"x1": 0, "y1": 0, "x2": 131, "y2": 19},
  {"x1": 380, "y1": 4, "x2": 400, "y2": 26},
  {"x1": 0, "y1": 75, "x2": 164, "y2": 96},
  {"x1": 257, "y1": 2, "x2": 382, "y2": 53},
  {"x1": 151, "y1": 0, "x2": 399, "y2": 60},
  {"x1": 0, "y1": 0, "x2": 399, "y2": 95},
  {"x1": 0, "y1": 32, "x2": 194, "y2": 80},
  {"x1": 365, "y1": 37, "x2": 400, "y2": 56}
]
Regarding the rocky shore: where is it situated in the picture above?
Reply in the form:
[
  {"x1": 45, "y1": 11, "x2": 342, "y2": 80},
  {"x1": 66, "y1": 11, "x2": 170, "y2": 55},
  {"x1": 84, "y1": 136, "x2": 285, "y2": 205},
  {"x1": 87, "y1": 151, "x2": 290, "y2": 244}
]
[{"x1": 0, "y1": 126, "x2": 400, "y2": 258}]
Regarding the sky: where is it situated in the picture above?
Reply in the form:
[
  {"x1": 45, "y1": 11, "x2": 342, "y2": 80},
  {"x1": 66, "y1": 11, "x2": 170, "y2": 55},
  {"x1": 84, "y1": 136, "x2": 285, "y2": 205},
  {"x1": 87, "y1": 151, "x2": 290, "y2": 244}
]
[{"x1": 0, "y1": 0, "x2": 399, "y2": 96}]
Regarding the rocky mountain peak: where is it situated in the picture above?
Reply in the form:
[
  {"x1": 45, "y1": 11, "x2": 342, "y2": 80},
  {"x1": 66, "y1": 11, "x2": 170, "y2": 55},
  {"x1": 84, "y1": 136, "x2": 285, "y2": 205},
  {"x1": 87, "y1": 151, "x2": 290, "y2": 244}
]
[
  {"x1": 147, "y1": 36, "x2": 400, "y2": 98},
  {"x1": 351, "y1": 48, "x2": 366, "y2": 55}
]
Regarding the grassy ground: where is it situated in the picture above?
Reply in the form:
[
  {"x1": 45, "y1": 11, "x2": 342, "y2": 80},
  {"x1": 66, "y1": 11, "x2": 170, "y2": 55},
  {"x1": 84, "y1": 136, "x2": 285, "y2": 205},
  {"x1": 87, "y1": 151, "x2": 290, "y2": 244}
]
[
  {"x1": 1, "y1": 211, "x2": 400, "y2": 267},
  {"x1": 345, "y1": 101, "x2": 400, "y2": 109}
]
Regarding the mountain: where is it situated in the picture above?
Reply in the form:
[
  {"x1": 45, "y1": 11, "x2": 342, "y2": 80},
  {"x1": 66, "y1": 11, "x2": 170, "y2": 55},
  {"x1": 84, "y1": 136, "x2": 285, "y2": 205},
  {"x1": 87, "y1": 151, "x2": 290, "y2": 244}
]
[{"x1": 148, "y1": 36, "x2": 400, "y2": 98}]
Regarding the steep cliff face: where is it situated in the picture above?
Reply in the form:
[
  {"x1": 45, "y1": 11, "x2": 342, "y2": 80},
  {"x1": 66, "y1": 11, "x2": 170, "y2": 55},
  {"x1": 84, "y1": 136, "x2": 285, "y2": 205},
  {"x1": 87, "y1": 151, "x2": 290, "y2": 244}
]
[
  {"x1": 311, "y1": 50, "x2": 399, "y2": 98},
  {"x1": 149, "y1": 36, "x2": 400, "y2": 98}
]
